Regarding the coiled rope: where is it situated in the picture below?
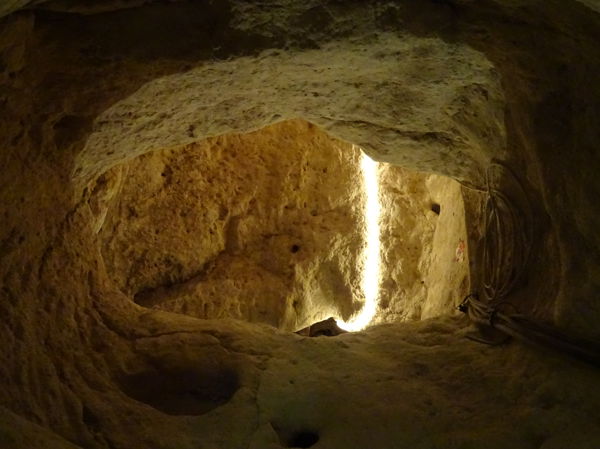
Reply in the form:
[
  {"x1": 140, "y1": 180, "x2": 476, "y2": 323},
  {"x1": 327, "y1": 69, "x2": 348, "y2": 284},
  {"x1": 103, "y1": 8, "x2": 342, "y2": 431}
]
[
  {"x1": 481, "y1": 162, "x2": 533, "y2": 303},
  {"x1": 460, "y1": 162, "x2": 600, "y2": 367}
]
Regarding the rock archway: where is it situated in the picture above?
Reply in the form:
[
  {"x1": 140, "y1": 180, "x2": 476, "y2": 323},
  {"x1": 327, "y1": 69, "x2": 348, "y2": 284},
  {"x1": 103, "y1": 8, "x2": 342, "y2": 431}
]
[
  {"x1": 71, "y1": 31, "x2": 500, "y2": 338},
  {"x1": 90, "y1": 119, "x2": 472, "y2": 332},
  {"x1": 74, "y1": 33, "x2": 505, "y2": 188}
]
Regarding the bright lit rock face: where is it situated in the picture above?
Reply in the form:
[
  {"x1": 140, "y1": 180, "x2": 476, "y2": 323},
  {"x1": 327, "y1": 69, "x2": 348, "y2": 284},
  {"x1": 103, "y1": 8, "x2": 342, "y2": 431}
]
[
  {"x1": 97, "y1": 120, "x2": 364, "y2": 330},
  {"x1": 1, "y1": 1, "x2": 600, "y2": 448},
  {"x1": 95, "y1": 119, "x2": 469, "y2": 331},
  {"x1": 377, "y1": 166, "x2": 470, "y2": 323}
]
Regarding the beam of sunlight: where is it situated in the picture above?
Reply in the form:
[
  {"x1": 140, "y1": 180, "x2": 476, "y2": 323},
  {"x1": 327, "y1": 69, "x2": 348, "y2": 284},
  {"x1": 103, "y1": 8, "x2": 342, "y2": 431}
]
[{"x1": 338, "y1": 148, "x2": 381, "y2": 331}]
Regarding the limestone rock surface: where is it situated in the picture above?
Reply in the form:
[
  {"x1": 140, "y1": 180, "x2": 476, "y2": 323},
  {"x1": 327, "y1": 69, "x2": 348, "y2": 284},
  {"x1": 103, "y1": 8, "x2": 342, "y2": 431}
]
[
  {"x1": 1, "y1": 0, "x2": 600, "y2": 448},
  {"x1": 94, "y1": 120, "x2": 469, "y2": 330},
  {"x1": 75, "y1": 32, "x2": 505, "y2": 190},
  {"x1": 98, "y1": 120, "x2": 364, "y2": 330}
]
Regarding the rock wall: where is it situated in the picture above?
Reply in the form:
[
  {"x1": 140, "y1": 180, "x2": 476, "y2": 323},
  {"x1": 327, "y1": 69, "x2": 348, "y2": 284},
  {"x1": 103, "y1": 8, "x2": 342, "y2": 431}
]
[
  {"x1": 1, "y1": 0, "x2": 600, "y2": 448},
  {"x1": 93, "y1": 119, "x2": 469, "y2": 331},
  {"x1": 376, "y1": 165, "x2": 470, "y2": 323},
  {"x1": 97, "y1": 120, "x2": 364, "y2": 330}
]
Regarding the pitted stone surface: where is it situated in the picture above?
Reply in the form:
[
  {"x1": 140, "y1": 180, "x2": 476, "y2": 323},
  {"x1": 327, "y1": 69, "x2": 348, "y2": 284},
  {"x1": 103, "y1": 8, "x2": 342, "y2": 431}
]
[
  {"x1": 94, "y1": 120, "x2": 469, "y2": 331},
  {"x1": 1, "y1": 1, "x2": 600, "y2": 448},
  {"x1": 75, "y1": 33, "x2": 505, "y2": 189}
]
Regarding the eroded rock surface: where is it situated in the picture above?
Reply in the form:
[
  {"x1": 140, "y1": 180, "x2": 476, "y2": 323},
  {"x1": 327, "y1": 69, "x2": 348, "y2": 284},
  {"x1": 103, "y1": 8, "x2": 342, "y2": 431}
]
[
  {"x1": 75, "y1": 32, "x2": 505, "y2": 189},
  {"x1": 94, "y1": 120, "x2": 469, "y2": 330},
  {"x1": 1, "y1": 0, "x2": 600, "y2": 448},
  {"x1": 98, "y1": 120, "x2": 364, "y2": 330}
]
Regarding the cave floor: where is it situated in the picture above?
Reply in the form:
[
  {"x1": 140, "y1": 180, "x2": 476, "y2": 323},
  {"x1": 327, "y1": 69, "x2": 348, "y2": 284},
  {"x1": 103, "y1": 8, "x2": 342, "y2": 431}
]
[
  {"x1": 2, "y1": 313, "x2": 600, "y2": 448},
  {"x1": 96, "y1": 313, "x2": 600, "y2": 449}
]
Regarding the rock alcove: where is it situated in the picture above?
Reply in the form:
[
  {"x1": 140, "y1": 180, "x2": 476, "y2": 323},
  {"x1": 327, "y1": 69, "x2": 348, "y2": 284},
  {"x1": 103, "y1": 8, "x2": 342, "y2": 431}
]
[
  {"x1": 92, "y1": 119, "x2": 471, "y2": 332},
  {"x1": 1, "y1": 1, "x2": 600, "y2": 448}
]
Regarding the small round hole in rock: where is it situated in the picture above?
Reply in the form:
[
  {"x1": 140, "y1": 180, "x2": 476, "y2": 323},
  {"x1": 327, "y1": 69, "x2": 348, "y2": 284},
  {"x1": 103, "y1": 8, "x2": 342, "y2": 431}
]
[
  {"x1": 431, "y1": 203, "x2": 441, "y2": 215},
  {"x1": 290, "y1": 244, "x2": 301, "y2": 253},
  {"x1": 287, "y1": 430, "x2": 319, "y2": 448}
]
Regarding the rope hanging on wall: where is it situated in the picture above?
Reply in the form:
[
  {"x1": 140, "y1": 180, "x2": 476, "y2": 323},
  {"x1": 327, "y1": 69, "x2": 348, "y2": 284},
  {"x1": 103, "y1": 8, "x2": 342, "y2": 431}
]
[
  {"x1": 481, "y1": 162, "x2": 533, "y2": 304},
  {"x1": 460, "y1": 161, "x2": 600, "y2": 367}
]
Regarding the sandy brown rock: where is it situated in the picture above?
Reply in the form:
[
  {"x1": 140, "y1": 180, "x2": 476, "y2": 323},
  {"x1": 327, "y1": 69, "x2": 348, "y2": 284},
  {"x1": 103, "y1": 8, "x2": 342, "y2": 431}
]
[
  {"x1": 376, "y1": 166, "x2": 470, "y2": 322},
  {"x1": 74, "y1": 32, "x2": 505, "y2": 190},
  {"x1": 97, "y1": 120, "x2": 365, "y2": 330},
  {"x1": 94, "y1": 120, "x2": 469, "y2": 330},
  {"x1": 0, "y1": 407, "x2": 81, "y2": 449},
  {"x1": 1, "y1": 1, "x2": 600, "y2": 448}
]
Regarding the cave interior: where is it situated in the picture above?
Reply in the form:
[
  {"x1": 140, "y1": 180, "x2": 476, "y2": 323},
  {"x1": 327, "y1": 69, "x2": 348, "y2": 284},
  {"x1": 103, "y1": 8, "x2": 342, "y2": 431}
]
[{"x1": 1, "y1": 1, "x2": 600, "y2": 448}]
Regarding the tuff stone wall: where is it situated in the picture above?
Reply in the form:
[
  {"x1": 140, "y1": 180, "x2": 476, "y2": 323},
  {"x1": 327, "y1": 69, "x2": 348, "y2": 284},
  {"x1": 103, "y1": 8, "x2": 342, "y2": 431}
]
[
  {"x1": 97, "y1": 120, "x2": 365, "y2": 330},
  {"x1": 1, "y1": 1, "x2": 600, "y2": 448},
  {"x1": 94, "y1": 119, "x2": 469, "y2": 331}
]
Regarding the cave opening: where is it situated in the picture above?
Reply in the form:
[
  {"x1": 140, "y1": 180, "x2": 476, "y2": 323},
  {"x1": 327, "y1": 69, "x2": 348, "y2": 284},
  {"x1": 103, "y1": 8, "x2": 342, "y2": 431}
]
[{"x1": 90, "y1": 119, "x2": 472, "y2": 333}]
